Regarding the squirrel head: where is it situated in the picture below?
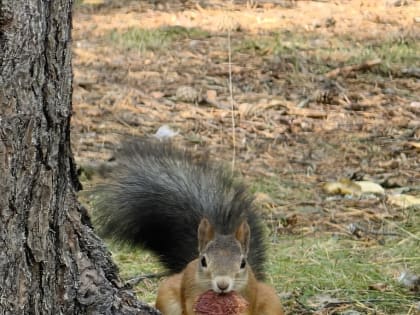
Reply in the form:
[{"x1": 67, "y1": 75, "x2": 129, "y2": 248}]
[{"x1": 196, "y1": 218, "x2": 250, "y2": 294}]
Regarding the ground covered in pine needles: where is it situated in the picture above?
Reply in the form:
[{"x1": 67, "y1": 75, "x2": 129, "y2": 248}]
[{"x1": 72, "y1": 1, "x2": 420, "y2": 313}]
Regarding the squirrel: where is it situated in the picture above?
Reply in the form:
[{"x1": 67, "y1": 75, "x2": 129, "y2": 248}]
[{"x1": 95, "y1": 139, "x2": 284, "y2": 315}]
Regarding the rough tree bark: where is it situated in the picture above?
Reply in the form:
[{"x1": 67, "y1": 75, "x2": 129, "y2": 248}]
[{"x1": 0, "y1": 1, "x2": 160, "y2": 314}]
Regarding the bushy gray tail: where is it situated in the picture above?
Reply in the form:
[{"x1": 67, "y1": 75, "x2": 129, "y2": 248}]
[{"x1": 94, "y1": 139, "x2": 266, "y2": 279}]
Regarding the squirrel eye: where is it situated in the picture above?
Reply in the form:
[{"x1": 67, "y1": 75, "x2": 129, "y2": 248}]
[
  {"x1": 240, "y1": 258, "x2": 246, "y2": 269},
  {"x1": 201, "y1": 256, "x2": 207, "y2": 268}
]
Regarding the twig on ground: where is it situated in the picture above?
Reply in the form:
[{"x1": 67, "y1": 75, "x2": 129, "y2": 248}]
[
  {"x1": 325, "y1": 59, "x2": 381, "y2": 78},
  {"x1": 348, "y1": 223, "x2": 401, "y2": 238}
]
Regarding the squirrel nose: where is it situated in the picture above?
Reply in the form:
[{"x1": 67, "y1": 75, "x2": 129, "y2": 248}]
[
  {"x1": 213, "y1": 276, "x2": 233, "y2": 293},
  {"x1": 216, "y1": 279, "x2": 230, "y2": 292}
]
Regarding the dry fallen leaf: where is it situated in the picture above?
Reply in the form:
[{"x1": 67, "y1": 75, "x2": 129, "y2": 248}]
[
  {"x1": 354, "y1": 181, "x2": 385, "y2": 196},
  {"x1": 83, "y1": 0, "x2": 105, "y2": 4},
  {"x1": 407, "y1": 141, "x2": 420, "y2": 150},
  {"x1": 378, "y1": 160, "x2": 399, "y2": 169},
  {"x1": 206, "y1": 90, "x2": 217, "y2": 102},
  {"x1": 387, "y1": 194, "x2": 420, "y2": 209},
  {"x1": 323, "y1": 179, "x2": 385, "y2": 196},
  {"x1": 322, "y1": 178, "x2": 362, "y2": 196},
  {"x1": 368, "y1": 282, "x2": 389, "y2": 292},
  {"x1": 150, "y1": 91, "x2": 165, "y2": 99}
]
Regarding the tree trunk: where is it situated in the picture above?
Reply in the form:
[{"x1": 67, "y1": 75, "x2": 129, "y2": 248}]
[{"x1": 0, "y1": 1, "x2": 160, "y2": 314}]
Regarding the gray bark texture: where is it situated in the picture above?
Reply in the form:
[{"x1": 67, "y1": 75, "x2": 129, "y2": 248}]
[{"x1": 0, "y1": 1, "x2": 160, "y2": 314}]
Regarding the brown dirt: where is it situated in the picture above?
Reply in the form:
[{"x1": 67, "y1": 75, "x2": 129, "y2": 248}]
[{"x1": 72, "y1": 0, "x2": 420, "y2": 236}]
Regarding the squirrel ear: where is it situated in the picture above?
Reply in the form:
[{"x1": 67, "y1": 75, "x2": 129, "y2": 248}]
[
  {"x1": 198, "y1": 218, "x2": 215, "y2": 253},
  {"x1": 235, "y1": 221, "x2": 250, "y2": 255}
]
